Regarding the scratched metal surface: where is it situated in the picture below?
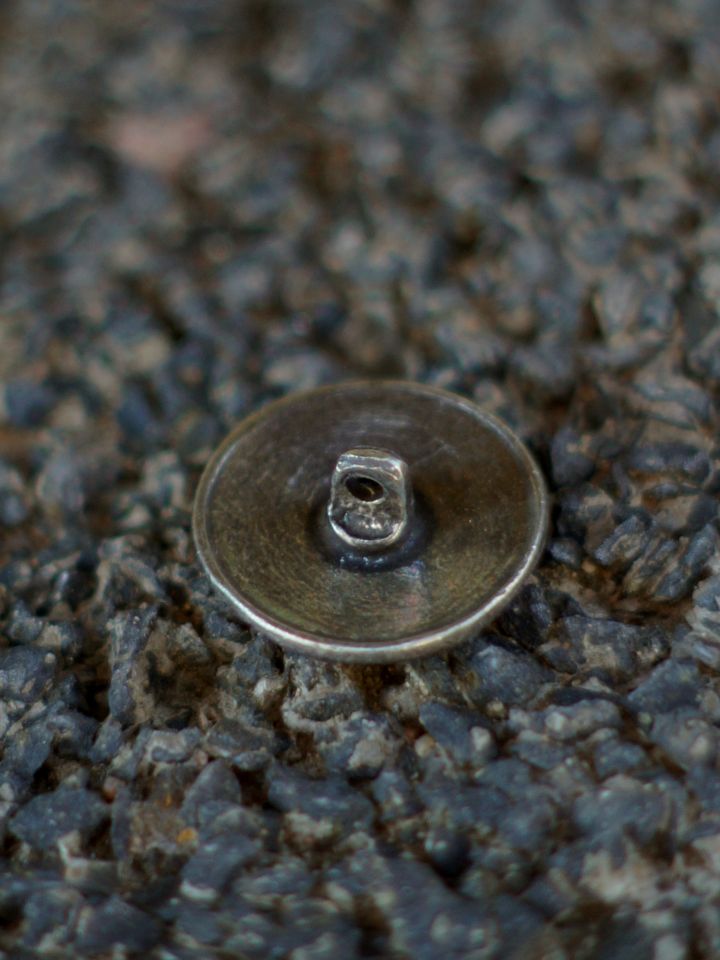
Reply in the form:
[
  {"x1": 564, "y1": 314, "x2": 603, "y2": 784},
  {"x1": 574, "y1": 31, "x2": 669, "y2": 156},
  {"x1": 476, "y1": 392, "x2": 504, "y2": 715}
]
[{"x1": 193, "y1": 382, "x2": 547, "y2": 658}]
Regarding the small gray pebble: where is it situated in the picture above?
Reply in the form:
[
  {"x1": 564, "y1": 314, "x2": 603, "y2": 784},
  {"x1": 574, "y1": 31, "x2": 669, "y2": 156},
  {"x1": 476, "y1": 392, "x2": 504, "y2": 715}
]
[{"x1": 10, "y1": 786, "x2": 109, "y2": 849}]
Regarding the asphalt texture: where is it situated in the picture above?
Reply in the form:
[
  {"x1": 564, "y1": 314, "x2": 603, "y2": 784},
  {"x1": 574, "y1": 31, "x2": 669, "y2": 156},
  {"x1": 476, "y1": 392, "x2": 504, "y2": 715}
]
[{"x1": 1, "y1": 1, "x2": 720, "y2": 958}]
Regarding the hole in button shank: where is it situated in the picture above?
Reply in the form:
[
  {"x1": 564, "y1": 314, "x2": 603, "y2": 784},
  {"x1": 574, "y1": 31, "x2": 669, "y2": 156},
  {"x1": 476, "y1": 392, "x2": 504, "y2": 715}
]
[
  {"x1": 328, "y1": 447, "x2": 413, "y2": 552},
  {"x1": 345, "y1": 475, "x2": 385, "y2": 502}
]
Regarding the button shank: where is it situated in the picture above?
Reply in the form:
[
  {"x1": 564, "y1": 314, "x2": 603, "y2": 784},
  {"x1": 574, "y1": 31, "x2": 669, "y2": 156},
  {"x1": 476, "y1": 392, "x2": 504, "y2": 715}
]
[{"x1": 327, "y1": 447, "x2": 413, "y2": 552}]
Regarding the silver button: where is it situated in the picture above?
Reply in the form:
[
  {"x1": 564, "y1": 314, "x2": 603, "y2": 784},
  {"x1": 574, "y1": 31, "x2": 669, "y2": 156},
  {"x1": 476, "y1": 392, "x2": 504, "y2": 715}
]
[{"x1": 193, "y1": 381, "x2": 548, "y2": 662}]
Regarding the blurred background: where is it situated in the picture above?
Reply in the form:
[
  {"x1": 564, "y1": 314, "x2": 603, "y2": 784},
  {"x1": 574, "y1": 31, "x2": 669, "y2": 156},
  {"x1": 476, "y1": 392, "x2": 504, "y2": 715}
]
[
  {"x1": 3, "y1": 0, "x2": 719, "y2": 466},
  {"x1": 2, "y1": 1, "x2": 720, "y2": 958}
]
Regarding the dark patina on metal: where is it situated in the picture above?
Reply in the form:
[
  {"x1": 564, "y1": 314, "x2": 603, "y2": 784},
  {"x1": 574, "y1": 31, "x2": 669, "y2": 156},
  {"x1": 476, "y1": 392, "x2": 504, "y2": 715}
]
[{"x1": 193, "y1": 381, "x2": 548, "y2": 662}]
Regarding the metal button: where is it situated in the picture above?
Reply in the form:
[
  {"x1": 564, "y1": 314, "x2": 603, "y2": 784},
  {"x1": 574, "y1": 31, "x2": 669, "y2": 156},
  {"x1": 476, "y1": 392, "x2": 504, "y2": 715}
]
[{"x1": 193, "y1": 381, "x2": 548, "y2": 662}]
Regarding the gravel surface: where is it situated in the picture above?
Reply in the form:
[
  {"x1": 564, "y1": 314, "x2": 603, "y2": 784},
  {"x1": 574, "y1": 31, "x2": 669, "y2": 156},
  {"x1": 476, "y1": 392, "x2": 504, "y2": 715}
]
[{"x1": 1, "y1": 1, "x2": 720, "y2": 957}]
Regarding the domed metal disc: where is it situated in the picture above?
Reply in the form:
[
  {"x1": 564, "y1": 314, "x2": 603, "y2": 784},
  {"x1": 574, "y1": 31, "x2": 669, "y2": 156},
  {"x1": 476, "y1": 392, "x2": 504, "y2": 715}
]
[{"x1": 193, "y1": 381, "x2": 548, "y2": 662}]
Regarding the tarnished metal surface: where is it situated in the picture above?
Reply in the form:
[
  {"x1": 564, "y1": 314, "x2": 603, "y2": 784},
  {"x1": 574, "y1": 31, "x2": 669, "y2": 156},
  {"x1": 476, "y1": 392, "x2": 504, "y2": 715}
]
[{"x1": 193, "y1": 381, "x2": 548, "y2": 661}]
